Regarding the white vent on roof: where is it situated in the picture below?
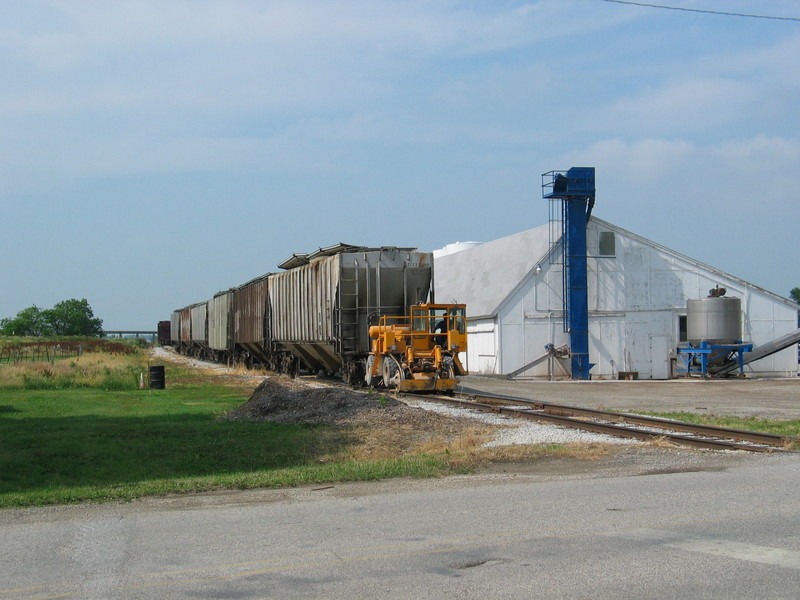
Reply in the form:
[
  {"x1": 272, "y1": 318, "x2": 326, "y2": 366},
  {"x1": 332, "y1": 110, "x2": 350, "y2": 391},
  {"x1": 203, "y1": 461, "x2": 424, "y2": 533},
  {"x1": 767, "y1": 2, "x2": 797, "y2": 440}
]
[{"x1": 433, "y1": 241, "x2": 483, "y2": 259}]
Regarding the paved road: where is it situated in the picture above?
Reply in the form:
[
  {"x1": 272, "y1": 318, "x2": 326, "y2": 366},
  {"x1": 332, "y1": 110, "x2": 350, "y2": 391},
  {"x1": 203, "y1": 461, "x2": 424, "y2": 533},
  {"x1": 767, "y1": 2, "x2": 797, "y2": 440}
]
[{"x1": 3, "y1": 452, "x2": 800, "y2": 599}]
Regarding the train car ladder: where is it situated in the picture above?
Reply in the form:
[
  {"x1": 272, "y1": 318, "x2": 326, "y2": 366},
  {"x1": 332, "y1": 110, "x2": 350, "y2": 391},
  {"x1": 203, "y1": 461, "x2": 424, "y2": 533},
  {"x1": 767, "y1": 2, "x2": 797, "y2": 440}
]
[{"x1": 337, "y1": 264, "x2": 360, "y2": 355}]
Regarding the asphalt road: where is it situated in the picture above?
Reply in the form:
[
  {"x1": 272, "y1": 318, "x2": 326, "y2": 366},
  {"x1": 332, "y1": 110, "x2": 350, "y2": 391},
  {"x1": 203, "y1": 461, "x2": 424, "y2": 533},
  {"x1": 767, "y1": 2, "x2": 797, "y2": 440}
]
[{"x1": 3, "y1": 451, "x2": 800, "y2": 599}]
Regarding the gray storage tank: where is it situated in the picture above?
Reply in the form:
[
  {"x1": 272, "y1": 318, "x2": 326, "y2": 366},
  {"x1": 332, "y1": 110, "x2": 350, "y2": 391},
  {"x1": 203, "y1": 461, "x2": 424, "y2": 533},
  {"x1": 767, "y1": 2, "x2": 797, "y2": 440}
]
[{"x1": 687, "y1": 290, "x2": 742, "y2": 345}]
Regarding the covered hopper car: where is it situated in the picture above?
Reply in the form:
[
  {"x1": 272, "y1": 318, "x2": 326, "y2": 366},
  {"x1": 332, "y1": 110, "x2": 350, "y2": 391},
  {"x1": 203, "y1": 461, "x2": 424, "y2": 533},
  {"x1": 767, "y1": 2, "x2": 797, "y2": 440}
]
[{"x1": 166, "y1": 244, "x2": 467, "y2": 391}]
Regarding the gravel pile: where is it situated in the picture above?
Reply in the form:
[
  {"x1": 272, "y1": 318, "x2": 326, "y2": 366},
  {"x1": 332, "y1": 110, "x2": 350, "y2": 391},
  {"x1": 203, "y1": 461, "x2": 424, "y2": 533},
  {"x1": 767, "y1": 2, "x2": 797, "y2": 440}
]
[{"x1": 222, "y1": 377, "x2": 406, "y2": 425}]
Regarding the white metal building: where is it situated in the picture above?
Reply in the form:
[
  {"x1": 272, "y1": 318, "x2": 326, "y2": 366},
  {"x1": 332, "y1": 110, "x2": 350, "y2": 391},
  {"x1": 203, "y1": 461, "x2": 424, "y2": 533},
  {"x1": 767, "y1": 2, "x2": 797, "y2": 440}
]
[{"x1": 434, "y1": 216, "x2": 799, "y2": 379}]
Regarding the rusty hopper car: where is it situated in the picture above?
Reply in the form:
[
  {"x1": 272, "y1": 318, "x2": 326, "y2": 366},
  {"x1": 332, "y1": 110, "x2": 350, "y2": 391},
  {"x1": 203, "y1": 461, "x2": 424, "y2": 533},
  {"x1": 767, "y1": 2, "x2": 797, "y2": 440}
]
[
  {"x1": 170, "y1": 302, "x2": 204, "y2": 355},
  {"x1": 270, "y1": 245, "x2": 432, "y2": 382},
  {"x1": 207, "y1": 290, "x2": 233, "y2": 363},
  {"x1": 178, "y1": 304, "x2": 194, "y2": 350},
  {"x1": 233, "y1": 274, "x2": 271, "y2": 367}
]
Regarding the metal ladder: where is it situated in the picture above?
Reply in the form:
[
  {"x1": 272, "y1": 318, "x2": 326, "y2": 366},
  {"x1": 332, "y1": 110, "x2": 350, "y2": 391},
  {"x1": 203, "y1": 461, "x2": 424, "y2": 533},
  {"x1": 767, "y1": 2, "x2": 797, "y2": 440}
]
[{"x1": 337, "y1": 266, "x2": 360, "y2": 355}]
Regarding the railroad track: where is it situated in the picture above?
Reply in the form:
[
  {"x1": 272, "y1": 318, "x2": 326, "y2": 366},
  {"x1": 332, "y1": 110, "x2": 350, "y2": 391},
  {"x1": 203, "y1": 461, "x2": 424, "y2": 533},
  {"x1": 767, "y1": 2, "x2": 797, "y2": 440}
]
[{"x1": 404, "y1": 391, "x2": 799, "y2": 453}]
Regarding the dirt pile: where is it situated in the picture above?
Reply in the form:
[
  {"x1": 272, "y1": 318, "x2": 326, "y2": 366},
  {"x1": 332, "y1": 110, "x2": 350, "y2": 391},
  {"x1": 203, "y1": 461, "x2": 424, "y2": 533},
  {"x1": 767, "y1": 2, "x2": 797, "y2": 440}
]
[
  {"x1": 220, "y1": 377, "x2": 491, "y2": 444},
  {"x1": 222, "y1": 376, "x2": 409, "y2": 425}
]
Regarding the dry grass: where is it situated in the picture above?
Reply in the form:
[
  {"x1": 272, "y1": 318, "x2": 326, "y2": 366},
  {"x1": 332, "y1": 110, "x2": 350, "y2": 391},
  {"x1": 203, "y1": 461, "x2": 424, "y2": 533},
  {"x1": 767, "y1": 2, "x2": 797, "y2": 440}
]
[
  {"x1": 782, "y1": 438, "x2": 800, "y2": 451},
  {"x1": 324, "y1": 414, "x2": 614, "y2": 472},
  {"x1": 645, "y1": 435, "x2": 681, "y2": 450},
  {"x1": 0, "y1": 351, "x2": 145, "y2": 389}
]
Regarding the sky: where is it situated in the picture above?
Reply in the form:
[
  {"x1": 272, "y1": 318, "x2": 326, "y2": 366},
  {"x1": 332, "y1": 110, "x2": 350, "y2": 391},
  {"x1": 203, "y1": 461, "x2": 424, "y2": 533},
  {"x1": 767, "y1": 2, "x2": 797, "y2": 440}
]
[{"x1": 2, "y1": 0, "x2": 799, "y2": 330}]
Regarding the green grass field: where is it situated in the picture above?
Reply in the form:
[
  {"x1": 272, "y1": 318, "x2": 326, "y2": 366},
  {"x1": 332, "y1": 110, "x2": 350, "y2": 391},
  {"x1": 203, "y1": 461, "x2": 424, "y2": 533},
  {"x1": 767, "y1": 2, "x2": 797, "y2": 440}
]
[
  {"x1": 0, "y1": 349, "x2": 460, "y2": 508},
  {"x1": 2, "y1": 342, "x2": 798, "y2": 508}
]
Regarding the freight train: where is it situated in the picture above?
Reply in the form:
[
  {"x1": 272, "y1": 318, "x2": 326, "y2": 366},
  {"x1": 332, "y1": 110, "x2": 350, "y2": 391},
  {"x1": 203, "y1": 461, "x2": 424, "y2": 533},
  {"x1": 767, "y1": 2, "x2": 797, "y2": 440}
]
[{"x1": 164, "y1": 244, "x2": 467, "y2": 392}]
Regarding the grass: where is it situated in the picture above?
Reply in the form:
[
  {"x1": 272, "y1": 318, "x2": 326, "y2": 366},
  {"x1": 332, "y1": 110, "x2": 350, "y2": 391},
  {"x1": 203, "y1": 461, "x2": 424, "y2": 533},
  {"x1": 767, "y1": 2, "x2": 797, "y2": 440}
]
[
  {"x1": 0, "y1": 381, "x2": 450, "y2": 508},
  {"x1": 0, "y1": 337, "x2": 140, "y2": 365},
  {"x1": 2, "y1": 345, "x2": 590, "y2": 508},
  {"x1": 646, "y1": 411, "x2": 800, "y2": 443},
  {"x1": 8, "y1": 342, "x2": 794, "y2": 509},
  {"x1": 647, "y1": 411, "x2": 800, "y2": 437}
]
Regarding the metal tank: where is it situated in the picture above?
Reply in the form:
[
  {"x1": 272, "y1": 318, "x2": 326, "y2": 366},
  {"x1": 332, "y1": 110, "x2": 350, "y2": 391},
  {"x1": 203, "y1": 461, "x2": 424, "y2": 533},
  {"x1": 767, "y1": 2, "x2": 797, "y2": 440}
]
[{"x1": 687, "y1": 296, "x2": 742, "y2": 345}]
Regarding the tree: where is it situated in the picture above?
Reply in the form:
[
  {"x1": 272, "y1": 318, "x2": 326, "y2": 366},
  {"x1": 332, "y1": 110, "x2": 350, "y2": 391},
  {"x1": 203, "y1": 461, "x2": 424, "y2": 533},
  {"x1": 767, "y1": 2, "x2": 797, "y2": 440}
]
[
  {"x1": 1, "y1": 299, "x2": 104, "y2": 337},
  {"x1": 0, "y1": 305, "x2": 52, "y2": 336},
  {"x1": 44, "y1": 299, "x2": 104, "y2": 336},
  {"x1": 791, "y1": 287, "x2": 800, "y2": 305}
]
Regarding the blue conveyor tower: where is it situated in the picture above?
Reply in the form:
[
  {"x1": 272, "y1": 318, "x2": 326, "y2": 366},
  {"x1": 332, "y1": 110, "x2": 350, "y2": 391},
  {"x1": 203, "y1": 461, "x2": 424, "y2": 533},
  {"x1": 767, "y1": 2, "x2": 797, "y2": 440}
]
[{"x1": 542, "y1": 167, "x2": 596, "y2": 379}]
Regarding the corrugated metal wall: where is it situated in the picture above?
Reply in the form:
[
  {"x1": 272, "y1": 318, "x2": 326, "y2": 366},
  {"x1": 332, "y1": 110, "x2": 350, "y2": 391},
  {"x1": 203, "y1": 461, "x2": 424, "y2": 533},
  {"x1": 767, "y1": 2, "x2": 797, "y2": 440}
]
[
  {"x1": 271, "y1": 255, "x2": 338, "y2": 343},
  {"x1": 190, "y1": 303, "x2": 207, "y2": 343},
  {"x1": 208, "y1": 292, "x2": 232, "y2": 351},
  {"x1": 438, "y1": 219, "x2": 798, "y2": 379},
  {"x1": 233, "y1": 275, "x2": 269, "y2": 346},
  {"x1": 179, "y1": 306, "x2": 192, "y2": 343},
  {"x1": 170, "y1": 311, "x2": 181, "y2": 343}
]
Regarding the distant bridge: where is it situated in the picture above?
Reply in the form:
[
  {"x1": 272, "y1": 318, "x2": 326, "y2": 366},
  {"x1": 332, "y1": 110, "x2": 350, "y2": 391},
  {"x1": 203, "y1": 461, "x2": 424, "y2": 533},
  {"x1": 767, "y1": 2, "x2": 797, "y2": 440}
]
[{"x1": 104, "y1": 330, "x2": 157, "y2": 341}]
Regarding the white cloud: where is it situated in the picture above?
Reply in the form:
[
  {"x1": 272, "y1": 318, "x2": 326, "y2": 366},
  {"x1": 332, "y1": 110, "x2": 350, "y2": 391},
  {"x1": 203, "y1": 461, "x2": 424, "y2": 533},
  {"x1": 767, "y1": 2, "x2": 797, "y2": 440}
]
[
  {"x1": 557, "y1": 134, "x2": 800, "y2": 295},
  {"x1": 600, "y1": 78, "x2": 759, "y2": 137},
  {"x1": 567, "y1": 135, "x2": 800, "y2": 196}
]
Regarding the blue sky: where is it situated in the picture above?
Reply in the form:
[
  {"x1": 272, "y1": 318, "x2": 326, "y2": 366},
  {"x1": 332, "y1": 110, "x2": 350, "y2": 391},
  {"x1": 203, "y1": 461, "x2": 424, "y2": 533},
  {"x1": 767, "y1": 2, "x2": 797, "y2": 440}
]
[{"x1": 2, "y1": 1, "x2": 798, "y2": 330}]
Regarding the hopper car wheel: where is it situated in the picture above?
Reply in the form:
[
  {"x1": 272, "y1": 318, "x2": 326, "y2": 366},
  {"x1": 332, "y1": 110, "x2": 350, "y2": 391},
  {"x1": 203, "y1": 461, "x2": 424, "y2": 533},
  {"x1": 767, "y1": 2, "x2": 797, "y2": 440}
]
[
  {"x1": 365, "y1": 355, "x2": 381, "y2": 387},
  {"x1": 346, "y1": 359, "x2": 366, "y2": 386},
  {"x1": 354, "y1": 358, "x2": 366, "y2": 386},
  {"x1": 382, "y1": 354, "x2": 404, "y2": 389}
]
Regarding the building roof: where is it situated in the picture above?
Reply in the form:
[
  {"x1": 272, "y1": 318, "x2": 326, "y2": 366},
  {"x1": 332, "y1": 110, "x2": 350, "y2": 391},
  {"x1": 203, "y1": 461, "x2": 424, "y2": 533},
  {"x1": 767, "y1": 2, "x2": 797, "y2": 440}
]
[
  {"x1": 433, "y1": 223, "x2": 551, "y2": 318},
  {"x1": 434, "y1": 216, "x2": 799, "y2": 319}
]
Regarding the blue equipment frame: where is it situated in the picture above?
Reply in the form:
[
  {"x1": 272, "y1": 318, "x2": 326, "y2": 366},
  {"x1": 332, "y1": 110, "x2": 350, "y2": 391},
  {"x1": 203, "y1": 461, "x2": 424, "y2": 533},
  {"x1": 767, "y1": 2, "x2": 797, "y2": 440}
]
[
  {"x1": 542, "y1": 167, "x2": 596, "y2": 379},
  {"x1": 676, "y1": 341, "x2": 753, "y2": 377}
]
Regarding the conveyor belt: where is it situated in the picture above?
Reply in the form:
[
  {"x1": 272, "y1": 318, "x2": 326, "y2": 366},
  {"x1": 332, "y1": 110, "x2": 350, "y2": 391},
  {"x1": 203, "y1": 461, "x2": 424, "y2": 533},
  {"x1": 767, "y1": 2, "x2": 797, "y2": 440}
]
[{"x1": 714, "y1": 327, "x2": 800, "y2": 376}]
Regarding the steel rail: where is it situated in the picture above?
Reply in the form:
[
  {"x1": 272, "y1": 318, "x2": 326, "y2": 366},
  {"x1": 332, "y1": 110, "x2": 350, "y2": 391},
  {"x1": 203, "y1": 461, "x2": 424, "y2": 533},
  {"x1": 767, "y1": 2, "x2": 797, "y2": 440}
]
[
  {"x1": 462, "y1": 392, "x2": 796, "y2": 449},
  {"x1": 404, "y1": 393, "x2": 797, "y2": 453}
]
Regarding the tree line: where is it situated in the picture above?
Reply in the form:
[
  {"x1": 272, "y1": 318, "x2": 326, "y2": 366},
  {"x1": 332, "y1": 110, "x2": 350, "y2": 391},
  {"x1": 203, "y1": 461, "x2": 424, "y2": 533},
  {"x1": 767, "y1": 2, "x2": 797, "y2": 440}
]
[{"x1": 1, "y1": 299, "x2": 104, "y2": 337}]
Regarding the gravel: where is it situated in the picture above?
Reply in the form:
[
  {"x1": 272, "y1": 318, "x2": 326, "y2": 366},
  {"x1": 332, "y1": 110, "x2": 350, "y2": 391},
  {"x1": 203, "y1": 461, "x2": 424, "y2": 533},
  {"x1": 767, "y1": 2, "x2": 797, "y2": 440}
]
[
  {"x1": 222, "y1": 376, "x2": 405, "y2": 424},
  {"x1": 403, "y1": 398, "x2": 641, "y2": 446},
  {"x1": 153, "y1": 347, "x2": 642, "y2": 447}
]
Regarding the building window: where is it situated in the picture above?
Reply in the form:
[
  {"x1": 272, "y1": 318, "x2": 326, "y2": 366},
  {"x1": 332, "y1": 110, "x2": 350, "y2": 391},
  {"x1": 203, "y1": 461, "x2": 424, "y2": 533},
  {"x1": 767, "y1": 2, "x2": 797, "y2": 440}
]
[
  {"x1": 599, "y1": 231, "x2": 615, "y2": 256},
  {"x1": 679, "y1": 315, "x2": 687, "y2": 342}
]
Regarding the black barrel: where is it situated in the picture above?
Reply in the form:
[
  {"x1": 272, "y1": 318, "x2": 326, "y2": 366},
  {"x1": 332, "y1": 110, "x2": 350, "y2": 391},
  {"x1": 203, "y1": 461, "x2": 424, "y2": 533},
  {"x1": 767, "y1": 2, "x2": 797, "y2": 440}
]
[{"x1": 149, "y1": 365, "x2": 165, "y2": 389}]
